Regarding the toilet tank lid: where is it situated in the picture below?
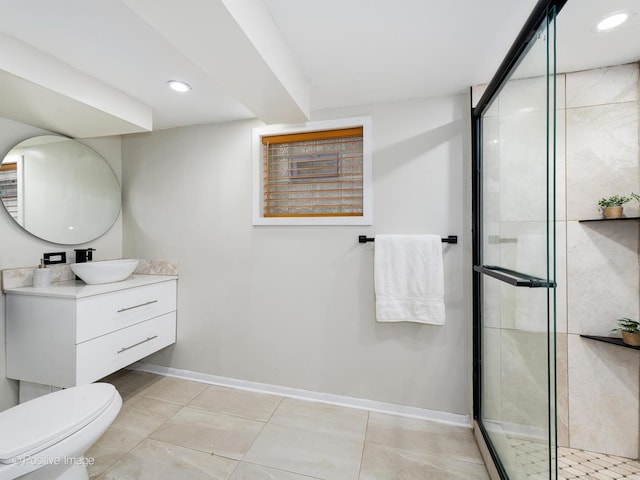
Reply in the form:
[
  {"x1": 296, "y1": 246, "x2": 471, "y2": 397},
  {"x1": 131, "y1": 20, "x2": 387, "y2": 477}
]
[{"x1": 0, "y1": 383, "x2": 117, "y2": 464}]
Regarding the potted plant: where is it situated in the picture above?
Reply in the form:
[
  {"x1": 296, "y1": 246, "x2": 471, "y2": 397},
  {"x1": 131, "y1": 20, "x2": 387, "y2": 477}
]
[
  {"x1": 598, "y1": 194, "x2": 631, "y2": 219},
  {"x1": 612, "y1": 317, "x2": 640, "y2": 346}
]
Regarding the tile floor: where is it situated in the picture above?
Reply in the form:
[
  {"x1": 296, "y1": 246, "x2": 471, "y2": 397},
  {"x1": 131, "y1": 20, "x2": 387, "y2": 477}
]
[
  {"x1": 509, "y1": 437, "x2": 640, "y2": 479},
  {"x1": 557, "y1": 448, "x2": 640, "y2": 480},
  {"x1": 87, "y1": 369, "x2": 489, "y2": 480}
]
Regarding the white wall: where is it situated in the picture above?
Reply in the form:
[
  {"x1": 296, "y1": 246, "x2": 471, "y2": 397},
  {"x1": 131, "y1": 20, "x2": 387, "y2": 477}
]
[
  {"x1": 123, "y1": 94, "x2": 473, "y2": 415},
  {"x1": 0, "y1": 117, "x2": 123, "y2": 411}
]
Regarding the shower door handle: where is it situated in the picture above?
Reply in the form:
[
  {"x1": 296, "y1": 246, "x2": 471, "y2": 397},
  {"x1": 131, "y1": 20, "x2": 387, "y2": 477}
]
[{"x1": 474, "y1": 265, "x2": 555, "y2": 288}]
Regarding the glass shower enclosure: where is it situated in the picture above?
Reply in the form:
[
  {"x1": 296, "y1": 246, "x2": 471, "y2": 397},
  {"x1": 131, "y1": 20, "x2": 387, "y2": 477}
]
[{"x1": 472, "y1": 2, "x2": 563, "y2": 478}]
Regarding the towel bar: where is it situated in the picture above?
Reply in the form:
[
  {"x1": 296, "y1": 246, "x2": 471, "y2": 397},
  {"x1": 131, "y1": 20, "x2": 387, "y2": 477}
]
[{"x1": 358, "y1": 235, "x2": 457, "y2": 244}]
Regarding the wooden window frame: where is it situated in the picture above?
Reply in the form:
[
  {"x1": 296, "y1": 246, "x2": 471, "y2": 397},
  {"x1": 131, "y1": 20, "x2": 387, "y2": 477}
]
[{"x1": 252, "y1": 117, "x2": 372, "y2": 226}]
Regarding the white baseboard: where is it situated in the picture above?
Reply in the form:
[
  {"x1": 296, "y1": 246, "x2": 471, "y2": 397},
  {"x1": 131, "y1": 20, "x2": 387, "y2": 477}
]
[{"x1": 129, "y1": 362, "x2": 471, "y2": 428}]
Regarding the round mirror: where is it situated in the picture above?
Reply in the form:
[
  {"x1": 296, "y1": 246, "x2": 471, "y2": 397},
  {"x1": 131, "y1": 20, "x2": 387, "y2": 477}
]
[{"x1": 0, "y1": 135, "x2": 121, "y2": 245}]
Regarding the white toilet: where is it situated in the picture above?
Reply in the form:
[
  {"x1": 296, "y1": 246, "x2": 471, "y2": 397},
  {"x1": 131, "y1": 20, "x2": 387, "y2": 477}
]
[{"x1": 0, "y1": 383, "x2": 122, "y2": 480}]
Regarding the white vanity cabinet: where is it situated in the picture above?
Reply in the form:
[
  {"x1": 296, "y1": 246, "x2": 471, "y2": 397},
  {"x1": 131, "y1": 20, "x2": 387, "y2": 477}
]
[{"x1": 5, "y1": 275, "x2": 177, "y2": 389}]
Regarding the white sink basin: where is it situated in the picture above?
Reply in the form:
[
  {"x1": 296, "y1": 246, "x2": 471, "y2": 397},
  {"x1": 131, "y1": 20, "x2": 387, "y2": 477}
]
[{"x1": 70, "y1": 259, "x2": 139, "y2": 285}]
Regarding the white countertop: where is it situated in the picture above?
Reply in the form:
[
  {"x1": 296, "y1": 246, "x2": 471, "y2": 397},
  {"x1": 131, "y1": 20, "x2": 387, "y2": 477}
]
[{"x1": 3, "y1": 274, "x2": 178, "y2": 299}]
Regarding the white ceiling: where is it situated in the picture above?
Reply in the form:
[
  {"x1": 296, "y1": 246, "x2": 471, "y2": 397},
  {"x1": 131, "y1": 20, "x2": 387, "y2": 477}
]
[{"x1": 0, "y1": 0, "x2": 638, "y2": 138}]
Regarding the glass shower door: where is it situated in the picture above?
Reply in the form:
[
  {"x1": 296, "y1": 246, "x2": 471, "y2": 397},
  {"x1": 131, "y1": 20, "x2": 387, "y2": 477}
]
[{"x1": 475, "y1": 10, "x2": 558, "y2": 480}]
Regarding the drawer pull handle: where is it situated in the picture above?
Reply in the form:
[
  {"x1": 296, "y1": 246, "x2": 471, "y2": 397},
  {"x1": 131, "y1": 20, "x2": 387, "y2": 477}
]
[
  {"x1": 117, "y1": 335, "x2": 158, "y2": 354},
  {"x1": 117, "y1": 300, "x2": 158, "y2": 313}
]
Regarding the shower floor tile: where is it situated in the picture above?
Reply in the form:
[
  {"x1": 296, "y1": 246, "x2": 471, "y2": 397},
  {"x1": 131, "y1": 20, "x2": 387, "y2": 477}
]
[
  {"x1": 557, "y1": 448, "x2": 640, "y2": 479},
  {"x1": 509, "y1": 437, "x2": 640, "y2": 479}
]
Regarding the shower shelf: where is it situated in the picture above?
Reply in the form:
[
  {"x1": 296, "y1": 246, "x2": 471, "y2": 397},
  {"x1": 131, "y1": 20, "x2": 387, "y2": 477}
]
[
  {"x1": 580, "y1": 335, "x2": 640, "y2": 351},
  {"x1": 578, "y1": 216, "x2": 640, "y2": 223}
]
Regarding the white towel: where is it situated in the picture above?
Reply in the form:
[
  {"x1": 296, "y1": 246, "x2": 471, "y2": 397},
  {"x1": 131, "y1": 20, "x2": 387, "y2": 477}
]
[{"x1": 374, "y1": 234, "x2": 446, "y2": 324}]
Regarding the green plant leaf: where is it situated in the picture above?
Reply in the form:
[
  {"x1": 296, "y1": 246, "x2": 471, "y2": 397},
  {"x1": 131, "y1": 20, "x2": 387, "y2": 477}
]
[{"x1": 598, "y1": 194, "x2": 632, "y2": 207}]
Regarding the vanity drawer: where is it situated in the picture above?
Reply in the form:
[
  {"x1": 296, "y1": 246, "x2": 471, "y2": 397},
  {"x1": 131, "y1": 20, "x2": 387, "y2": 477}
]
[
  {"x1": 76, "y1": 311, "x2": 176, "y2": 385},
  {"x1": 76, "y1": 280, "x2": 176, "y2": 343}
]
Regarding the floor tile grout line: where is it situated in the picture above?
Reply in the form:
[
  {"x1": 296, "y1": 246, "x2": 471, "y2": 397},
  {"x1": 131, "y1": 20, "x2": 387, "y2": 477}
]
[
  {"x1": 180, "y1": 401, "x2": 279, "y2": 423},
  {"x1": 91, "y1": 381, "x2": 168, "y2": 478},
  {"x1": 95, "y1": 383, "x2": 222, "y2": 478},
  {"x1": 115, "y1": 436, "x2": 244, "y2": 477},
  {"x1": 95, "y1": 385, "x2": 182, "y2": 477},
  {"x1": 91, "y1": 425, "x2": 146, "y2": 479},
  {"x1": 245, "y1": 396, "x2": 370, "y2": 480},
  {"x1": 265, "y1": 395, "x2": 286, "y2": 423},
  {"x1": 357, "y1": 410, "x2": 371, "y2": 479},
  {"x1": 364, "y1": 438, "x2": 487, "y2": 467},
  {"x1": 235, "y1": 404, "x2": 272, "y2": 465},
  {"x1": 179, "y1": 382, "x2": 286, "y2": 424},
  {"x1": 138, "y1": 385, "x2": 291, "y2": 466},
  {"x1": 236, "y1": 460, "x2": 326, "y2": 480},
  {"x1": 225, "y1": 459, "x2": 242, "y2": 480}
]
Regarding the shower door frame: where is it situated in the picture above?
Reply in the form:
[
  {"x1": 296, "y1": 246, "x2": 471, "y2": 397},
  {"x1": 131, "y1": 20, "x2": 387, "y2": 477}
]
[{"x1": 471, "y1": 0, "x2": 567, "y2": 478}]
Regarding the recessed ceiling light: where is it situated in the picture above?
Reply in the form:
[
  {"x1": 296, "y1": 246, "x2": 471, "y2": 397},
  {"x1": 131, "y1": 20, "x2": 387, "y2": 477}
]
[
  {"x1": 167, "y1": 80, "x2": 192, "y2": 93},
  {"x1": 596, "y1": 12, "x2": 628, "y2": 32}
]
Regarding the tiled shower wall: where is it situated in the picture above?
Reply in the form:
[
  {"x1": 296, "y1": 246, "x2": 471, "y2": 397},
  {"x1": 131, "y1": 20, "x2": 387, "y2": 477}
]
[{"x1": 561, "y1": 62, "x2": 640, "y2": 458}]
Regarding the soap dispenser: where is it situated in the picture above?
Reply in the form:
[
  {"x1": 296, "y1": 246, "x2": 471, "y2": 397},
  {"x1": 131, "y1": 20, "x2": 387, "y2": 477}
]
[{"x1": 32, "y1": 259, "x2": 51, "y2": 288}]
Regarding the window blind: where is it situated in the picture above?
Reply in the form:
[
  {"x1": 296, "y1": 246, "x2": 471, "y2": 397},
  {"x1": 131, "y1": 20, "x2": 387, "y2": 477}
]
[
  {"x1": 0, "y1": 163, "x2": 18, "y2": 220},
  {"x1": 262, "y1": 127, "x2": 364, "y2": 218}
]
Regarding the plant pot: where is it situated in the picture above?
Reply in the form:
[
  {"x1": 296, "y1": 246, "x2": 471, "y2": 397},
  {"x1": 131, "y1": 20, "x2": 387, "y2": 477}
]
[
  {"x1": 621, "y1": 331, "x2": 640, "y2": 346},
  {"x1": 603, "y1": 206, "x2": 623, "y2": 219}
]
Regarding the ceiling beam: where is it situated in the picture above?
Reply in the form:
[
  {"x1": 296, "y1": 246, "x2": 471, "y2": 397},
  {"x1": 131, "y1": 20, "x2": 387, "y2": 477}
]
[
  {"x1": 0, "y1": 33, "x2": 152, "y2": 138},
  {"x1": 123, "y1": 0, "x2": 310, "y2": 124}
]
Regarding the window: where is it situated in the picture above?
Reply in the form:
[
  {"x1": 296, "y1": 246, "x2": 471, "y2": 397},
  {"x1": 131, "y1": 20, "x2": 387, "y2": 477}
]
[
  {"x1": 0, "y1": 162, "x2": 19, "y2": 221},
  {"x1": 253, "y1": 117, "x2": 372, "y2": 225}
]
